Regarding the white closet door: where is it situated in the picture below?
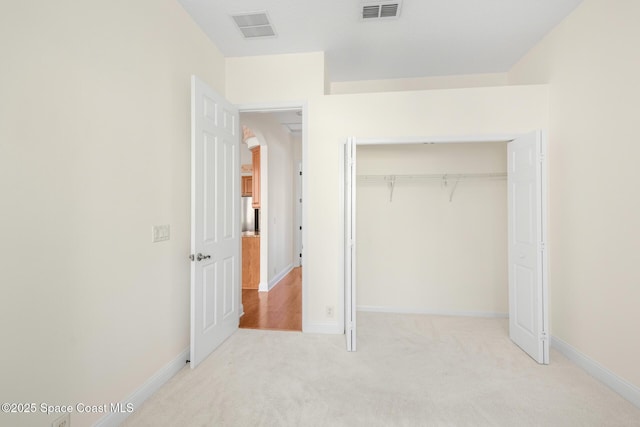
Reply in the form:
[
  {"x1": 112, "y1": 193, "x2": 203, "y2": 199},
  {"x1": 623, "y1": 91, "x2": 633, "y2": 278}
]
[
  {"x1": 508, "y1": 131, "x2": 549, "y2": 364},
  {"x1": 344, "y1": 137, "x2": 357, "y2": 351}
]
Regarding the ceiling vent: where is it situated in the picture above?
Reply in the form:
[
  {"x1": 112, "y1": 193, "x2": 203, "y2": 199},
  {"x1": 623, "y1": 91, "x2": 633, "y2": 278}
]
[
  {"x1": 282, "y1": 123, "x2": 303, "y2": 133},
  {"x1": 231, "y1": 12, "x2": 276, "y2": 39},
  {"x1": 361, "y1": 1, "x2": 401, "y2": 20}
]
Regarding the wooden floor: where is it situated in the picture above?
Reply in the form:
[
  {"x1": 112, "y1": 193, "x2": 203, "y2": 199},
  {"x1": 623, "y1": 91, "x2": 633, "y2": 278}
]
[{"x1": 240, "y1": 267, "x2": 302, "y2": 331}]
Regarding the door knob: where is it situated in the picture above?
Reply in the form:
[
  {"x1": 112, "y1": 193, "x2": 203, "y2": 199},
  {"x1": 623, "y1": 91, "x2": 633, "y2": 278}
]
[{"x1": 196, "y1": 253, "x2": 211, "y2": 261}]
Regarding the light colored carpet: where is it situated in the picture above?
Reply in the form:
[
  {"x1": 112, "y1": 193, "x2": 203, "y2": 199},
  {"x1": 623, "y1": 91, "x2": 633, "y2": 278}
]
[{"x1": 121, "y1": 312, "x2": 640, "y2": 426}]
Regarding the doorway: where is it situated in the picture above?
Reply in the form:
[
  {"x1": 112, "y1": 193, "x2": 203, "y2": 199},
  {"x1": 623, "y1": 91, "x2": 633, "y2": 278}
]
[
  {"x1": 344, "y1": 132, "x2": 549, "y2": 363},
  {"x1": 238, "y1": 105, "x2": 306, "y2": 331}
]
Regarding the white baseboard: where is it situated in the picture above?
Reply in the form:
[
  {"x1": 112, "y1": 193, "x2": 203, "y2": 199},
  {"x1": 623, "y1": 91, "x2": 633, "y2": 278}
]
[
  {"x1": 303, "y1": 321, "x2": 342, "y2": 334},
  {"x1": 267, "y1": 263, "x2": 294, "y2": 291},
  {"x1": 93, "y1": 347, "x2": 189, "y2": 427},
  {"x1": 357, "y1": 305, "x2": 508, "y2": 318},
  {"x1": 551, "y1": 336, "x2": 640, "y2": 409}
]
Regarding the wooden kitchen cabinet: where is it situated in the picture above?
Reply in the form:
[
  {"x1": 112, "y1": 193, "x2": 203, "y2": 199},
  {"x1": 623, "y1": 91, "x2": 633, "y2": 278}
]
[
  {"x1": 242, "y1": 236, "x2": 260, "y2": 289},
  {"x1": 241, "y1": 175, "x2": 252, "y2": 196},
  {"x1": 251, "y1": 147, "x2": 261, "y2": 208}
]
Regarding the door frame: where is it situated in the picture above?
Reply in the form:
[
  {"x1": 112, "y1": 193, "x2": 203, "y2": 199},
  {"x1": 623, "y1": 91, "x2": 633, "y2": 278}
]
[
  {"x1": 344, "y1": 137, "x2": 357, "y2": 351},
  {"x1": 237, "y1": 101, "x2": 309, "y2": 331},
  {"x1": 296, "y1": 161, "x2": 303, "y2": 268},
  {"x1": 342, "y1": 131, "x2": 549, "y2": 360}
]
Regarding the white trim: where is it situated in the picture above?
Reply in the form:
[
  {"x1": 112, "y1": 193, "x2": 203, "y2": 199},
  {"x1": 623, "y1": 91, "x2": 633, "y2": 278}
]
[
  {"x1": 267, "y1": 263, "x2": 294, "y2": 291},
  {"x1": 300, "y1": 105, "x2": 309, "y2": 333},
  {"x1": 357, "y1": 306, "x2": 508, "y2": 318},
  {"x1": 93, "y1": 348, "x2": 189, "y2": 427},
  {"x1": 338, "y1": 142, "x2": 346, "y2": 338},
  {"x1": 355, "y1": 133, "x2": 521, "y2": 146},
  {"x1": 258, "y1": 281, "x2": 269, "y2": 292},
  {"x1": 344, "y1": 137, "x2": 357, "y2": 351},
  {"x1": 259, "y1": 145, "x2": 268, "y2": 293},
  {"x1": 303, "y1": 321, "x2": 343, "y2": 334},
  {"x1": 551, "y1": 336, "x2": 640, "y2": 409},
  {"x1": 237, "y1": 101, "x2": 308, "y2": 113},
  {"x1": 295, "y1": 161, "x2": 303, "y2": 268}
]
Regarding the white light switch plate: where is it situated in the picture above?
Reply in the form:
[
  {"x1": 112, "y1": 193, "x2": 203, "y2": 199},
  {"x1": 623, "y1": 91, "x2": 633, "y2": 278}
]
[{"x1": 152, "y1": 225, "x2": 170, "y2": 242}]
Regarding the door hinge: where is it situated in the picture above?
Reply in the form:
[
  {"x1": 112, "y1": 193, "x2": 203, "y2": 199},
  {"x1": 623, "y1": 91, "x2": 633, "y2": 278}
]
[
  {"x1": 299, "y1": 226, "x2": 302, "y2": 230},
  {"x1": 299, "y1": 171, "x2": 302, "y2": 176},
  {"x1": 299, "y1": 253, "x2": 302, "y2": 258},
  {"x1": 540, "y1": 331, "x2": 548, "y2": 341},
  {"x1": 189, "y1": 254, "x2": 195, "y2": 261},
  {"x1": 540, "y1": 241, "x2": 546, "y2": 251}
]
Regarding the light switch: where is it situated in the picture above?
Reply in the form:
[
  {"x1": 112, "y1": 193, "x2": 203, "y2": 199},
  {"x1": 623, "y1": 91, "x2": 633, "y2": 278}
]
[{"x1": 152, "y1": 225, "x2": 170, "y2": 242}]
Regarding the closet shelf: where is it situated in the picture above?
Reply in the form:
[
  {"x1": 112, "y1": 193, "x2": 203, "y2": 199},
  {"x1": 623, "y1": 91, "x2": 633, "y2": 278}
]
[
  {"x1": 357, "y1": 172, "x2": 507, "y2": 182},
  {"x1": 356, "y1": 172, "x2": 507, "y2": 202}
]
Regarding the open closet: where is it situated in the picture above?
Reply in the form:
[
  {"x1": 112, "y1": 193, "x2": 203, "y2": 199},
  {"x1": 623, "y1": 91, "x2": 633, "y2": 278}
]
[
  {"x1": 344, "y1": 133, "x2": 548, "y2": 363},
  {"x1": 356, "y1": 142, "x2": 509, "y2": 315}
]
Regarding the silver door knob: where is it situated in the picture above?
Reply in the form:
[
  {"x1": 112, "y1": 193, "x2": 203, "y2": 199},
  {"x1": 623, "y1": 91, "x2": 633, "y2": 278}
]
[{"x1": 196, "y1": 253, "x2": 211, "y2": 261}]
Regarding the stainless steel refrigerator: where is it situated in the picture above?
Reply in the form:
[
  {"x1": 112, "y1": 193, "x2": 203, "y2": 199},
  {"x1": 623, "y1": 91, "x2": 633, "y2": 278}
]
[{"x1": 241, "y1": 196, "x2": 255, "y2": 232}]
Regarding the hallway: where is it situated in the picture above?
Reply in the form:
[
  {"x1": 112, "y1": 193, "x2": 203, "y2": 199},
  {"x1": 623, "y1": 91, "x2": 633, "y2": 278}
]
[{"x1": 240, "y1": 267, "x2": 302, "y2": 331}]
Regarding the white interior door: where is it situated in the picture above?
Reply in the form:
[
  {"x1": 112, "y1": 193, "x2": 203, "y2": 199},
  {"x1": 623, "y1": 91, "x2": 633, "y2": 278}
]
[
  {"x1": 344, "y1": 137, "x2": 357, "y2": 351},
  {"x1": 190, "y1": 75, "x2": 240, "y2": 368},
  {"x1": 508, "y1": 130, "x2": 549, "y2": 364}
]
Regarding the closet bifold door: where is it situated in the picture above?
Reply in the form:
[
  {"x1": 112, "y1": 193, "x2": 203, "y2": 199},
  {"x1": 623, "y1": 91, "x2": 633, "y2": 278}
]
[
  {"x1": 507, "y1": 130, "x2": 549, "y2": 365},
  {"x1": 344, "y1": 137, "x2": 357, "y2": 352}
]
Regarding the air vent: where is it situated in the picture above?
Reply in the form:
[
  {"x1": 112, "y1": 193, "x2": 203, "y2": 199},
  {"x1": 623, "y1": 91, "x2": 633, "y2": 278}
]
[
  {"x1": 361, "y1": 1, "x2": 401, "y2": 20},
  {"x1": 282, "y1": 123, "x2": 303, "y2": 133},
  {"x1": 231, "y1": 12, "x2": 276, "y2": 39}
]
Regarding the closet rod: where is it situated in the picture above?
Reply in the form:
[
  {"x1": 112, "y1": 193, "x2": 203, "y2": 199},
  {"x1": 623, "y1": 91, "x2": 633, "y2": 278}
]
[
  {"x1": 357, "y1": 172, "x2": 507, "y2": 182},
  {"x1": 357, "y1": 172, "x2": 507, "y2": 202}
]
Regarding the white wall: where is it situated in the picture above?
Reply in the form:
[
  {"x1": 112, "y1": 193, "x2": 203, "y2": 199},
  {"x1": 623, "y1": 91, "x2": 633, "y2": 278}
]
[
  {"x1": 0, "y1": 1, "x2": 225, "y2": 426},
  {"x1": 509, "y1": 0, "x2": 640, "y2": 389},
  {"x1": 240, "y1": 113, "x2": 297, "y2": 286},
  {"x1": 331, "y1": 73, "x2": 509, "y2": 94},
  {"x1": 225, "y1": 53, "x2": 548, "y2": 332},
  {"x1": 226, "y1": 52, "x2": 326, "y2": 105},
  {"x1": 306, "y1": 85, "x2": 549, "y2": 331},
  {"x1": 357, "y1": 143, "x2": 508, "y2": 315}
]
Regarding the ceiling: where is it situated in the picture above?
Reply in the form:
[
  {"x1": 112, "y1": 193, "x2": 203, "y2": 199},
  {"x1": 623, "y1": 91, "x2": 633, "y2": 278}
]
[{"x1": 177, "y1": 0, "x2": 583, "y2": 82}]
